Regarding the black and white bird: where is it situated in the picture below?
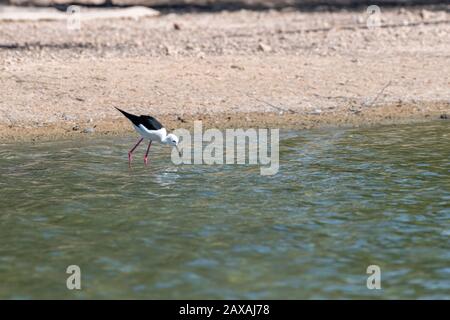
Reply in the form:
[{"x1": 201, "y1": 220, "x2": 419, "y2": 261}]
[{"x1": 115, "y1": 107, "x2": 180, "y2": 166}]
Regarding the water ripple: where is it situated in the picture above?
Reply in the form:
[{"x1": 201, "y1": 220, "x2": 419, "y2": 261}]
[{"x1": 0, "y1": 121, "x2": 449, "y2": 299}]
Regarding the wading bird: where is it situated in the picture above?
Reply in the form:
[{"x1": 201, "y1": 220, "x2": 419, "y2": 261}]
[{"x1": 115, "y1": 107, "x2": 180, "y2": 167}]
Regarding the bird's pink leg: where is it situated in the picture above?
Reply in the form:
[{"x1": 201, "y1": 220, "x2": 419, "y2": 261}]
[
  {"x1": 128, "y1": 138, "x2": 143, "y2": 167},
  {"x1": 144, "y1": 141, "x2": 152, "y2": 166}
]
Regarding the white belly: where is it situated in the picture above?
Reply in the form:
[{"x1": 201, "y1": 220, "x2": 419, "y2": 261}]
[{"x1": 134, "y1": 125, "x2": 166, "y2": 142}]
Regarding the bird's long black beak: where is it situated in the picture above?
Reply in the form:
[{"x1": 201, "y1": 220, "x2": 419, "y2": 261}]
[{"x1": 175, "y1": 145, "x2": 182, "y2": 157}]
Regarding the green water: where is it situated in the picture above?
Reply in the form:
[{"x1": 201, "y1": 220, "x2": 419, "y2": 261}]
[{"x1": 0, "y1": 121, "x2": 449, "y2": 299}]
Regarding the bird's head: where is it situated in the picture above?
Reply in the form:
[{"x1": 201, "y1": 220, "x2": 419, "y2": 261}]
[
  {"x1": 165, "y1": 134, "x2": 182, "y2": 157},
  {"x1": 165, "y1": 134, "x2": 179, "y2": 146}
]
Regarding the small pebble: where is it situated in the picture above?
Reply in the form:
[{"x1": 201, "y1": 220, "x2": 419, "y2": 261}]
[
  {"x1": 258, "y1": 43, "x2": 272, "y2": 52},
  {"x1": 62, "y1": 113, "x2": 76, "y2": 121},
  {"x1": 420, "y1": 10, "x2": 433, "y2": 20},
  {"x1": 164, "y1": 45, "x2": 176, "y2": 56},
  {"x1": 230, "y1": 65, "x2": 244, "y2": 70},
  {"x1": 82, "y1": 127, "x2": 95, "y2": 134}
]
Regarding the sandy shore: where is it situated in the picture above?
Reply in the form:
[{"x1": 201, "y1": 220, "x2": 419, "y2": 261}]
[{"x1": 1, "y1": 5, "x2": 449, "y2": 141}]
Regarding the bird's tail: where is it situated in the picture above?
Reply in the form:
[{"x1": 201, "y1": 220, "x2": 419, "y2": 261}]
[{"x1": 115, "y1": 107, "x2": 140, "y2": 125}]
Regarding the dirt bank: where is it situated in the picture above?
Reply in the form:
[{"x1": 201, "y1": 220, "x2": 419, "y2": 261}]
[{"x1": 0, "y1": 5, "x2": 449, "y2": 141}]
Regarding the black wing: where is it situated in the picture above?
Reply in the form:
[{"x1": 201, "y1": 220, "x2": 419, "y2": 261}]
[
  {"x1": 115, "y1": 107, "x2": 163, "y2": 130},
  {"x1": 115, "y1": 107, "x2": 140, "y2": 126},
  {"x1": 139, "y1": 115, "x2": 163, "y2": 131}
]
